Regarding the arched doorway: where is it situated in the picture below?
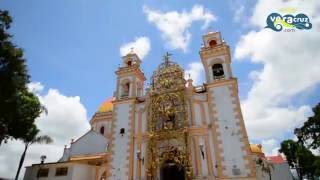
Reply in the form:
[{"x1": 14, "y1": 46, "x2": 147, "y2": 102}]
[{"x1": 160, "y1": 160, "x2": 185, "y2": 180}]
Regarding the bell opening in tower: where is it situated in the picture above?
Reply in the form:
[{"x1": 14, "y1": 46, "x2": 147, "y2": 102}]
[
  {"x1": 127, "y1": 60, "x2": 132, "y2": 66},
  {"x1": 209, "y1": 39, "x2": 217, "y2": 48},
  {"x1": 212, "y1": 63, "x2": 225, "y2": 80}
]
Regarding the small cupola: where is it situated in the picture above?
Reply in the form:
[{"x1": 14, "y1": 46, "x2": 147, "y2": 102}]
[
  {"x1": 202, "y1": 31, "x2": 223, "y2": 48},
  {"x1": 122, "y1": 52, "x2": 141, "y2": 68}
]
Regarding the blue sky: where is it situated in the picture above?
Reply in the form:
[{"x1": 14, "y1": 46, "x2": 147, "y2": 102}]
[
  {"x1": 1, "y1": 0, "x2": 261, "y2": 116},
  {"x1": 1, "y1": 1, "x2": 320, "y2": 169}
]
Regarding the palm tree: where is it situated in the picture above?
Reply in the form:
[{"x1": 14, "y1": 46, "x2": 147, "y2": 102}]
[{"x1": 14, "y1": 125, "x2": 53, "y2": 180}]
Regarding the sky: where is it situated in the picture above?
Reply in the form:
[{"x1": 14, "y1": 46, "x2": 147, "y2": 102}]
[{"x1": 0, "y1": 0, "x2": 320, "y2": 178}]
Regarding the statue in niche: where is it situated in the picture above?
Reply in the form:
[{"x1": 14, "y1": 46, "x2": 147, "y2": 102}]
[{"x1": 122, "y1": 82, "x2": 130, "y2": 97}]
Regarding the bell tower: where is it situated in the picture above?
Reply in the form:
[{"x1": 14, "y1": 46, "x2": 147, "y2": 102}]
[
  {"x1": 115, "y1": 52, "x2": 145, "y2": 100},
  {"x1": 199, "y1": 32, "x2": 256, "y2": 179},
  {"x1": 110, "y1": 52, "x2": 145, "y2": 179},
  {"x1": 200, "y1": 31, "x2": 233, "y2": 83}
]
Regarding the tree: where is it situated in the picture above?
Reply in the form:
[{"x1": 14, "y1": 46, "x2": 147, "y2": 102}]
[
  {"x1": 295, "y1": 103, "x2": 320, "y2": 150},
  {"x1": 279, "y1": 139, "x2": 317, "y2": 180},
  {"x1": 313, "y1": 157, "x2": 320, "y2": 177},
  {"x1": 0, "y1": 10, "x2": 43, "y2": 145},
  {"x1": 14, "y1": 126, "x2": 53, "y2": 180}
]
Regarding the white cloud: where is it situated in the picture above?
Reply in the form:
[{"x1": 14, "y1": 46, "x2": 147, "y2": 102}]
[
  {"x1": 27, "y1": 82, "x2": 44, "y2": 93},
  {"x1": 229, "y1": 0, "x2": 246, "y2": 23},
  {"x1": 261, "y1": 139, "x2": 280, "y2": 156},
  {"x1": 184, "y1": 62, "x2": 204, "y2": 85},
  {"x1": 233, "y1": 5, "x2": 245, "y2": 23},
  {"x1": 143, "y1": 5, "x2": 216, "y2": 52},
  {"x1": 0, "y1": 82, "x2": 90, "y2": 179},
  {"x1": 235, "y1": 0, "x2": 320, "y2": 141},
  {"x1": 120, "y1": 36, "x2": 151, "y2": 60}
]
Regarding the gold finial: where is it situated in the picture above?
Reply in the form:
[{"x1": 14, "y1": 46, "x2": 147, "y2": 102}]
[{"x1": 163, "y1": 52, "x2": 172, "y2": 64}]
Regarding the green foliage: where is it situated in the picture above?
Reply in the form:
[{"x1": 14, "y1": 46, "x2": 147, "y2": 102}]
[
  {"x1": 279, "y1": 140, "x2": 299, "y2": 167},
  {"x1": 313, "y1": 157, "x2": 320, "y2": 176},
  {"x1": 0, "y1": 10, "x2": 43, "y2": 144},
  {"x1": 279, "y1": 103, "x2": 320, "y2": 179},
  {"x1": 295, "y1": 103, "x2": 320, "y2": 149},
  {"x1": 279, "y1": 139, "x2": 319, "y2": 179}
]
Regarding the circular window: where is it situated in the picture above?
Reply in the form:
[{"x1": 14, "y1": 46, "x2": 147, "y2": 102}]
[{"x1": 209, "y1": 40, "x2": 217, "y2": 47}]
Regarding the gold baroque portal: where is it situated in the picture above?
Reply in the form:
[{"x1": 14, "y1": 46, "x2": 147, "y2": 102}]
[{"x1": 146, "y1": 55, "x2": 192, "y2": 180}]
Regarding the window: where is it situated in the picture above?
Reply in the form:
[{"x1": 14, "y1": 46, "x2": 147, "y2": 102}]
[
  {"x1": 209, "y1": 40, "x2": 217, "y2": 48},
  {"x1": 120, "y1": 128, "x2": 125, "y2": 136},
  {"x1": 212, "y1": 64, "x2": 225, "y2": 79},
  {"x1": 100, "y1": 126, "x2": 105, "y2": 135},
  {"x1": 37, "y1": 168, "x2": 49, "y2": 177},
  {"x1": 55, "y1": 167, "x2": 68, "y2": 176},
  {"x1": 121, "y1": 82, "x2": 130, "y2": 98},
  {"x1": 127, "y1": 61, "x2": 132, "y2": 66}
]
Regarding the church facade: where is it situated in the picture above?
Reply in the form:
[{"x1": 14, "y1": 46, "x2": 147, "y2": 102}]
[{"x1": 24, "y1": 31, "x2": 258, "y2": 180}]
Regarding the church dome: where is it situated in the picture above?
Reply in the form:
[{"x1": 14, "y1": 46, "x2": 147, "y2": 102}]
[
  {"x1": 97, "y1": 98, "x2": 113, "y2": 113},
  {"x1": 250, "y1": 144, "x2": 263, "y2": 154}
]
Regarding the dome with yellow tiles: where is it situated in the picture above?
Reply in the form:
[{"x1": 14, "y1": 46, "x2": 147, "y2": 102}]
[
  {"x1": 250, "y1": 144, "x2": 263, "y2": 154},
  {"x1": 97, "y1": 98, "x2": 114, "y2": 113}
]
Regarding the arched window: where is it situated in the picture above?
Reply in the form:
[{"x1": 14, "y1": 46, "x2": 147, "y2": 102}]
[
  {"x1": 127, "y1": 61, "x2": 132, "y2": 67},
  {"x1": 209, "y1": 40, "x2": 217, "y2": 48},
  {"x1": 121, "y1": 81, "x2": 130, "y2": 98},
  {"x1": 124, "y1": 82, "x2": 130, "y2": 96},
  {"x1": 212, "y1": 63, "x2": 224, "y2": 79},
  {"x1": 100, "y1": 126, "x2": 105, "y2": 135}
]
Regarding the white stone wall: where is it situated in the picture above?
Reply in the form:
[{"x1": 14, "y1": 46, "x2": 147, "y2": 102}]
[
  {"x1": 93, "y1": 121, "x2": 112, "y2": 136},
  {"x1": 203, "y1": 103, "x2": 210, "y2": 125},
  {"x1": 134, "y1": 103, "x2": 146, "y2": 134},
  {"x1": 194, "y1": 103, "x2": 202, "y2": 126},
  {"x1": 208, "y1": 128, "x2": 218, "y2": 176},
  {"x1": 110, "y1": 102, "x2": 132, "y2": 180},
  {"x1": 69, "y1": 130, "x2": 108, "y2": 157},
  {"x1": 23, "y1": 163, "x2": 95, "y2": 180},
  {"x1": 71, "y1": 164, "x2": 96, "y2": 180},
  {"x1": 210, "y1": 85, "x2": 248, "y2": 177},
  {"x1": 132, "y1": 103, "x2": 147, "y2": 180},
  {"x1": 256, "y1": 163, "x2": 293, "y2": 180}
]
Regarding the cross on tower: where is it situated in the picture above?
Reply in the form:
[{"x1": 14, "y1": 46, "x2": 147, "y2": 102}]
[
  {"x1": 163, "y1": 52, "x2": 172, "y2": 64},
  {"x1": 206, "y1": 26, "x2": 214, "y2": 33},
  {"x1": 130, "y1": 47, "x2": 135, "y2": 53}
]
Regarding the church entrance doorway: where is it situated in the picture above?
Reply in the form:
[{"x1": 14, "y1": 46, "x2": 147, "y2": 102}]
[{"x1": 160, "y1": 160, "x2": 185, "y2": 180}]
